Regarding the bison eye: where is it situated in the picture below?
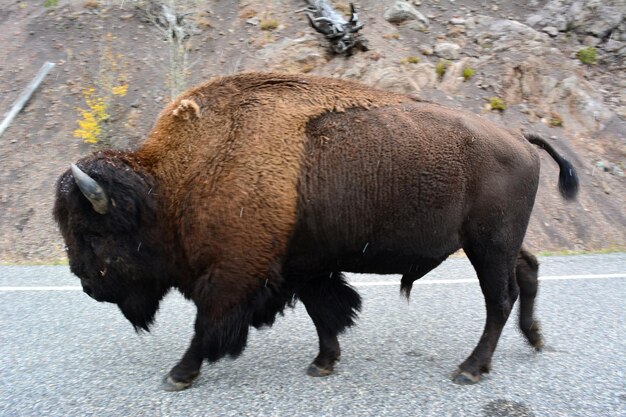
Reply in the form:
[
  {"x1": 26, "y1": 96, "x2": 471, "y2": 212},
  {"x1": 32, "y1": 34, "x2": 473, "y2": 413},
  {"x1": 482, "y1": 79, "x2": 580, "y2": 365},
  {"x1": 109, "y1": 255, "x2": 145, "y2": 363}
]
[{"x1": 83, "y1": 233, "x2": 105, "y2": 251}]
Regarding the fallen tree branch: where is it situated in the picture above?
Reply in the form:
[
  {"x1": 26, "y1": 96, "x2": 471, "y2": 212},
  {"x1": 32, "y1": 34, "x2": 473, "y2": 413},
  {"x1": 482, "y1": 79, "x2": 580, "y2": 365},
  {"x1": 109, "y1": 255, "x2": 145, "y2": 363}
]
[
  {"x1": 302, "y1": 0, "x2": 368, "y2": 55},
  {"x1": 0, "y1": 61, "x2": 55, "y2": 139}
]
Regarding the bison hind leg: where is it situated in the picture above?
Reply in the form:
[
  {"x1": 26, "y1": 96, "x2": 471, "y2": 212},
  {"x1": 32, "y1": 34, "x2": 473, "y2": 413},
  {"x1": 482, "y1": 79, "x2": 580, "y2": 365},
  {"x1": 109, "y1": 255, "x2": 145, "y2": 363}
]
[
  {"x1": 516, "y1": 248, "x2": 543, "y2": 350},
  {"x1": 295, "y1": 272, "x2": 362, "y2": 377},
  {"x1": 400, "y1": 257, "x2": 447, "y2": 299}
]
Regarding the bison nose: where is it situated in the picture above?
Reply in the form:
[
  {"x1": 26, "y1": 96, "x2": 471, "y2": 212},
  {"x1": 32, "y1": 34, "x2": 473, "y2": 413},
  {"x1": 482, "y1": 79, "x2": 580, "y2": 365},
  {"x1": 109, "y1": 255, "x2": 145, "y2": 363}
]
[{"x1": 82, "y1": 284, "x2": 94, "y2": 298}]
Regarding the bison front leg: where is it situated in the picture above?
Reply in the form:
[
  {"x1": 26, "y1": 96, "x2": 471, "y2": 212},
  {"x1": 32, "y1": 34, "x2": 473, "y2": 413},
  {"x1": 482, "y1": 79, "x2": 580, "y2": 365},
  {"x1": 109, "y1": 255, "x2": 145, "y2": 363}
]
[
  {"x1": 295, "y1": 272, "x2": 362, "y2": 377},
  {"x1": 162, "y1": 314, "x2": 205, "y2": 391}
]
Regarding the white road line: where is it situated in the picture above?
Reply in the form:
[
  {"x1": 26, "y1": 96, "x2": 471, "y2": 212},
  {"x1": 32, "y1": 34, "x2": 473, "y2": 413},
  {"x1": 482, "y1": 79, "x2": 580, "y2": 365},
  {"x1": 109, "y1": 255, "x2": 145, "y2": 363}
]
[
  {"x1": 0, "y1": 273, "x2": 625, "y2": 291},
  {"x1": 353, "y1": 273, "x2": 626, "y2": 287},
  {"x1": 354, "y1": 279, "x2": 474, "y2": 286},
  {"x1": 538, "y1": 273, "x2": 626, "y2": 280},
  {"x1": 0, "y1": 286, "x2": 82, "y2": 291}
]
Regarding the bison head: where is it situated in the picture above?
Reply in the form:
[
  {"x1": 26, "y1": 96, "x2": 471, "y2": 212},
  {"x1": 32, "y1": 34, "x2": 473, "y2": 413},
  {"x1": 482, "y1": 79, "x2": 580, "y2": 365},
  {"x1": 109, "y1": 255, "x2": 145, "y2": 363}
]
[{"x1": 53, "y1": 154, "x2": 172, "y2": 331}]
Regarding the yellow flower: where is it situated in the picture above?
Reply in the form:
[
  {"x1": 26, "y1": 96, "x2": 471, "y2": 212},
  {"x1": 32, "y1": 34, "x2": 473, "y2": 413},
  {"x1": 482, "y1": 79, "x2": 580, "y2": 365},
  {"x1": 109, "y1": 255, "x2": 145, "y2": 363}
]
[
  {"x1": 112, "y1": 84, "x2": 128, "y2": 96},
  {"x1": 73, "y1": 89, "x2": 109, "y2": 144}
]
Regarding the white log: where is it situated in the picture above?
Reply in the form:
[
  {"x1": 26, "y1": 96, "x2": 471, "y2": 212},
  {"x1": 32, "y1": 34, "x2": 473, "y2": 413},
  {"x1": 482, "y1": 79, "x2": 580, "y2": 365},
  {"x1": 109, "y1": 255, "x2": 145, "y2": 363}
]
[{"x1": 0, "y1": 61, "x2": 55, "y2": 138}]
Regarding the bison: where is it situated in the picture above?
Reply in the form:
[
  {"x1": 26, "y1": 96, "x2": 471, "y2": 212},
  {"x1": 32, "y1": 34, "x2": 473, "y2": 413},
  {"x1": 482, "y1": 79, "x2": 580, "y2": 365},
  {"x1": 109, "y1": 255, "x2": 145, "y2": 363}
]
[{"x1": 54, "y1": 72, "x2": 578, "y2": 391}]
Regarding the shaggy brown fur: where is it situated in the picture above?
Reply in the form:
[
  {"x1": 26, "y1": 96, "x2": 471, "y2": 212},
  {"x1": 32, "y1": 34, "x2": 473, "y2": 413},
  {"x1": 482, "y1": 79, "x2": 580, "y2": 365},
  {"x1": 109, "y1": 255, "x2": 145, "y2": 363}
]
[
  {"x1": 54, "y1": 72, "x2": 578, "y2": 390},
  {"x1": 136, "y1": 73, "x2": 414, "y2": 318}
]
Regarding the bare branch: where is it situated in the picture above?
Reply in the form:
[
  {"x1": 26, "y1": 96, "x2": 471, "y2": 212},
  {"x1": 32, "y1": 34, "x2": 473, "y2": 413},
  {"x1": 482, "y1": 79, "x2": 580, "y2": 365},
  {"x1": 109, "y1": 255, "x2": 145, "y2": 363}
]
[
  {"x1": 0, "y1": 62, "x2": 55, "y2": 138},
  {"x1": 301, "y1": 1, "x2": 368, "y2": 55}
]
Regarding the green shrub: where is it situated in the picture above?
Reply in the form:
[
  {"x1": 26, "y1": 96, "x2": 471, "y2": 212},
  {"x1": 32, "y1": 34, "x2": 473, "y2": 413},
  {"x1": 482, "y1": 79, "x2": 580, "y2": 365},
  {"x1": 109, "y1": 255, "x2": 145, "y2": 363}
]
[
  {"x1": 577, "y1": 47, "x2": 597, "y2": 65},
  {"x1": 462, "y1": 67, "x2": 476, "y2": 81},
  {"x1": 548, "y1": 112, "x2": 563, "y2": 127},
  {"x1": 489, "y1": 97, "x2": 506, "y2": 111},
  {"x1": 436, "y1": 60, "x2": 450, "y2": 79}
]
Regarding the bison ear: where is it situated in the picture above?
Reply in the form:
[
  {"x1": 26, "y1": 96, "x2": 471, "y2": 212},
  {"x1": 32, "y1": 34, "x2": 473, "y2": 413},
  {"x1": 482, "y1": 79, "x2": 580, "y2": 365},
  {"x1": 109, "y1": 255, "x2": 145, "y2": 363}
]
[{"x1": 70, "y1": 163, "x2": 109, "y2": 215}]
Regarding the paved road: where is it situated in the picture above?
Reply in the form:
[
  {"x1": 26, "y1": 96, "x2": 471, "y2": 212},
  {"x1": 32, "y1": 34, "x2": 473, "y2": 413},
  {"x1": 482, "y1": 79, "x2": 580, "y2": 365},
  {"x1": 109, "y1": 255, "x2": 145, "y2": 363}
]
[{"x1": 1, "y1": 254, "x2": 625, "y2": 417}]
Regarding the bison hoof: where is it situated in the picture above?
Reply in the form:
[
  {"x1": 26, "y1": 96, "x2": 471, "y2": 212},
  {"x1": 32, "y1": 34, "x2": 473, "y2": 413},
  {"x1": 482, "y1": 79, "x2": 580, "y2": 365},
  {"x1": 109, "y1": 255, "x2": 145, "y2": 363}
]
[
  {"x1": 161, "y1": 374, "x2": 196, "y2": 392},
  {"x1": 531, "y1": 335, "x2": 545, "y2": 351},
  {"x1": 452, "y1": 369, "x2": 481, "y2": 385},
  {"x1": 306, "y1": 363, "x2": 334, "y2": 377}
]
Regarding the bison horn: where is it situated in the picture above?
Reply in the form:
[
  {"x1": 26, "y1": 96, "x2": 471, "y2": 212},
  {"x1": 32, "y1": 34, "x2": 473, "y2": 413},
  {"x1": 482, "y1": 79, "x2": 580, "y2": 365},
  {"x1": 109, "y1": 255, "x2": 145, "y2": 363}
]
[{"x1": 70, "y1": 163, "x2": 109, "y2": 214}]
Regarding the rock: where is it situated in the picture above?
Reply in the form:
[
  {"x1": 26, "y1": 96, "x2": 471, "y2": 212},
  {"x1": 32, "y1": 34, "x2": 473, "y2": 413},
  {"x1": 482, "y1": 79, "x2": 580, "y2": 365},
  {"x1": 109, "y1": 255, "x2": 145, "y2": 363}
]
[
  {"x1": 586, "y1": 6, "x2": 624, "y2": 38},
  {"x1": 255, "y1": 35, "x2": 327, "y2": 73},
  {"x1": 596, "y1": 160, "x2": 626, "y2": 177},
  {"x1": 434, "y1": 41, "x2": 461, "y2": 59},
  {"x1": 527, "y1": 0, "x2": 624, "y2": 38},
  {"x1": 614, "y1": 20, "x2": 626, "y2": 41},
  {"x1": 450, "y1": 16, "x2": 466, "y2": 25},
  {"x1": 547, "y1": 76, "x2": 614, "y2": 131},
  {"x1": 605, "y1": 39, "x2": 625, "y2": 53},
  {"x1": 447, "y1": 24, "x2": 466, "y2": 37},
  {"x1": 246, "y1": 16, "x2": 259, "y2": 26},
  {"x1": 365, "y1": 67, "x2": 413, "y2": 93},
  {"x1": 419, "y1": 45, "x2": 434, "y2": 55},
  {"x1": 470, "y1": 15, "x2": 549, "y2": 48},
  {"x1": 518, "y1": 103, "x2": 532, "y2": 114},
  {"x1": 583, "y1": 35, "x2": 601, "y2": 46},
  {"x1": 542, "y1": 26, "x2": 559, "y2": 37},
  {"x1": 341, "y1": 61, "x2": 369, "y2": 80},
  {"x1": 384, "y1": 0, "x2": 429, "y2": 27},
  {"x1": 362, "y1": 62, "x2": 437, "y2": 94},
  {"x1": 464, "y1": 16, "x2": 477, "y2": 30},
  {"x1": 406, "y1": 20, "x2": 429, "y2": 32}
]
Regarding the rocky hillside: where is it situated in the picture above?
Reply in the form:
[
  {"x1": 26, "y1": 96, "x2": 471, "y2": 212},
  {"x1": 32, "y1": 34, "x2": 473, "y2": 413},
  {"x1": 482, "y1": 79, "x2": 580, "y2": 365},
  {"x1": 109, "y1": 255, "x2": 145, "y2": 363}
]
[{"x1": 0, "y1": 0, "x2": 624, "y2": 262}]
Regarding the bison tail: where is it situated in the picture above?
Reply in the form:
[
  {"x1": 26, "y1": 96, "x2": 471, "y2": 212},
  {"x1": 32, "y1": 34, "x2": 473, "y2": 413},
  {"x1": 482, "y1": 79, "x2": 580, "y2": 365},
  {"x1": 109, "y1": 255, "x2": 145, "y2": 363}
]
[{"x1": 524, "y1": 133, "x2": 579, "y2": 200}]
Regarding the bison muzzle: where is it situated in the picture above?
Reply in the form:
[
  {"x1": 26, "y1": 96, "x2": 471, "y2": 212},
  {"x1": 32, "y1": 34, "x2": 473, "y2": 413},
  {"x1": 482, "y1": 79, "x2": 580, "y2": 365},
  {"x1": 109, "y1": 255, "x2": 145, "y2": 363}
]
[{"x1": 54, "y1": 72, "x2": 579, "y2": 391}]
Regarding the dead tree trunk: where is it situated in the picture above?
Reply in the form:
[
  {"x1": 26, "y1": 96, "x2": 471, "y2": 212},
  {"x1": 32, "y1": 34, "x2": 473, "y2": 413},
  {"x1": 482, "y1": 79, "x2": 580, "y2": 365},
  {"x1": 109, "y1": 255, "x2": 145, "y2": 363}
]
[
  {"x1": 0, "y1": 62, "x2": 55, "y2": 139},
  {"x1": 303, "y1": 1, "x2": 368, "y2": 55}
]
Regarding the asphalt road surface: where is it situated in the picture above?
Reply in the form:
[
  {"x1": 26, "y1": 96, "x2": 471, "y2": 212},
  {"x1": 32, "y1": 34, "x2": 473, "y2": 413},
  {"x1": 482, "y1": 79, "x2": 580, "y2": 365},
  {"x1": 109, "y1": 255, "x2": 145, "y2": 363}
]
[{"x1": 1, "y1": 254, "x2": 625, "y2": 417}]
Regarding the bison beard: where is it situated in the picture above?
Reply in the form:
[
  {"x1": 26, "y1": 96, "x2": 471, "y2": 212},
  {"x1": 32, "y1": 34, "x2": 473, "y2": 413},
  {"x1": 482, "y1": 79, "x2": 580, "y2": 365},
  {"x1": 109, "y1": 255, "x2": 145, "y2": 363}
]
[{"x1": 53, "y1": 72, "x2": 579, "y2": 391}]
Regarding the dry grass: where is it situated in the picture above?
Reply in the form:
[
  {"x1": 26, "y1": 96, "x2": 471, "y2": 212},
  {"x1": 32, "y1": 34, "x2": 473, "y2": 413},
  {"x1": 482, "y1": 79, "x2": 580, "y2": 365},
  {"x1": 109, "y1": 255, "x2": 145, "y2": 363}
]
[
  {"x1": 83, "y1": 0, "x2": 99, "y2": 9},
  {"x1": 383, "y1": 33, "x2": 401, "y2": 40},
  {"x1": 401, "y1": 56, "x2": 420, "y2": 64},
  {"x1": 260, "y1": 17, "x2": 279, "y2": 31},
  {"x1": 239, "y1": 8, "x2": 257, "y2": 20}
]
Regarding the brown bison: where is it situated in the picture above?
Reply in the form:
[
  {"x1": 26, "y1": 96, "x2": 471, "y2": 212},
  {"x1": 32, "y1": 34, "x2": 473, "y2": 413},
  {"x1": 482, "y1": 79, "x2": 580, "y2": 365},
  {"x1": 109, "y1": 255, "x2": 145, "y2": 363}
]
[{"x1": 54, "y1": 72, "x2": 578, "y2": 391}]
